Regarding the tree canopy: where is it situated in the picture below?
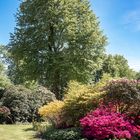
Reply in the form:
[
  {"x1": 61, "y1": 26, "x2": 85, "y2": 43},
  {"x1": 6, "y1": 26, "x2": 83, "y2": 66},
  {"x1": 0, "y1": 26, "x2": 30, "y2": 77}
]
[
  {"x1": 9, "y1": 0, "x2": 107, "y2": 99},
  {"x1": 97, "y1": 54, "x2": 136, "y2": 80}
]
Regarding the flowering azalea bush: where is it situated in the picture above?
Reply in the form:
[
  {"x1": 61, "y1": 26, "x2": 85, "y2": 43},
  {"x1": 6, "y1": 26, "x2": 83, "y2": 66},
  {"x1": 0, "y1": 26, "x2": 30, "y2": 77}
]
[{"x1": 80, "y1": 105, "x2": 139, "y2": 140}]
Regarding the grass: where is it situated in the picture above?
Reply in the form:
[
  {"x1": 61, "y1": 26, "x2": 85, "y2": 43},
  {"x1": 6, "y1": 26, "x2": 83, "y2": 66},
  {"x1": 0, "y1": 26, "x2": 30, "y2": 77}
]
[{"x1": 0, "y1": 124, "x2": 41, "y2": 140}]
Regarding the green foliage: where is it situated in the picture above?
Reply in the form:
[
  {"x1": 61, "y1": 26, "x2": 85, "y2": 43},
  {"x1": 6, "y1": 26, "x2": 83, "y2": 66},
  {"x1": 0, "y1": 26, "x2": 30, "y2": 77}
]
[
  {"x1": 0, "y1": 74, "x2": 11, "y2": 89},
  {"x1": 0, "y1": 45, "x2": 11, "y2": 89},
  {"x1": 104, "y1": 79, "x2": 140, "y2": 114},
  {"x1": 33, "y1": 120, "x2": 85, "y2": 139},
  {"x1": 32, "y1": 121, "x2": 52, "y2": 136},
  {"x1": 27, "y1": 86, "x2": 56, "y2": 122},
  {"x1": 9, "y1": 0, "x2": 107, "y2": 99},
  {"x1": 0, "y1": 45, "x2": 8, "y2": 64},
  {"x1": 1, "y1": 85, "x2": 32, "y2": 123},
  {"x1": 0, "y1": 85, "x2": 56, "y2": 123},
  {"x1": 98, "y1": 54, "x2": 136, "y2": 80},
  {"x1": 23, "y1": 80, "x2": 38, "y2": 90},
  {"x1": 0, "y1": 54, "x2": 11, "y2": 89},
  {"x1": 44, "y1": 127, "x2": 85, "y2": 140},
  {"x1": 93, "y1": 73, "x2": 113, "y2": 90}
]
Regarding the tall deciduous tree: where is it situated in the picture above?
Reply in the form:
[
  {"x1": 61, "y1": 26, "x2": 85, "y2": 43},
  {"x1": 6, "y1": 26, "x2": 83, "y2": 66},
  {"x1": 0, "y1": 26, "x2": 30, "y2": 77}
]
[
  {"x1": 9, "y1": 0, "x2": 107, "y2": 99},
  {"x1": 97, "y1": 54, "x2": 136, "y2": 80}
]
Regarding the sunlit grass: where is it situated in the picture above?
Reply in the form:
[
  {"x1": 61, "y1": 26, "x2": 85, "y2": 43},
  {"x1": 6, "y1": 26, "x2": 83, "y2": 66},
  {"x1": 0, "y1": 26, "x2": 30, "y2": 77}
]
[{"x1": 0, "y1": 125, "x2": 40, "y2": 140}]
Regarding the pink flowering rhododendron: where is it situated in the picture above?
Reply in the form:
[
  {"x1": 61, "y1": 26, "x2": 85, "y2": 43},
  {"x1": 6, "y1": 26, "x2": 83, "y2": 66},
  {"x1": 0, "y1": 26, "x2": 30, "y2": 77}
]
[{"x1": 80, "y1": 105, "x2": 139, "y2": 140}]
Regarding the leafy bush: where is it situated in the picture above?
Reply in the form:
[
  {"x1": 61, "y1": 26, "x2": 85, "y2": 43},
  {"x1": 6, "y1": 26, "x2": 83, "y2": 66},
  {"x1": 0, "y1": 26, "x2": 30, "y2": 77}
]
[
  {"x1": 28, "y1": 86, "x2": 56, "y2": 122},
  {"x1": 62, "y1": 75, "x2": 111, "y2": 126},
  {"x1": 80, "y1": 105, "x2": 139, "y2": 139},
  {"x1": 0, "y1": 85, "x2": 31, "y2": 122},
  {"x1": 44, "y1": 127, "x2": 86, "y2": 140},
  {"x1": 104, "y1": 79, "x2": 140, "y2": 114},
  {"x1": 38, "y1": 100, "x2": 64, "y2": 127},
  {"x1": 0, "y1": 85, "x2": 56, "y2": 123},
  {"x1": 32, "y1": 121, "x2": 52, "y2": 136}
]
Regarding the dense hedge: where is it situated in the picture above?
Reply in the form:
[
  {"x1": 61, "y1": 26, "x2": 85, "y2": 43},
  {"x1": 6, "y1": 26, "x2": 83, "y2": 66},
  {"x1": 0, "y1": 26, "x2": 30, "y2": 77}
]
[
  {"x1": 44, "y1": 127, "x2": 87, "y2": 140},
  {"x1": 0, "y1": 85, "x2": 56, "y2": 123}
]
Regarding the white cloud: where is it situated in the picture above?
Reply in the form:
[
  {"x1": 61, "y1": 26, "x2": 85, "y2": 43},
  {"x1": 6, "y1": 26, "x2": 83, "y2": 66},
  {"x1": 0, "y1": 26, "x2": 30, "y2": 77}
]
[
  {"x1": 123, "y1": 9, "x2": 140, "y2": 32},
  {"x1": 128, "y1": 59, "x2": 140, "y2": 72}
]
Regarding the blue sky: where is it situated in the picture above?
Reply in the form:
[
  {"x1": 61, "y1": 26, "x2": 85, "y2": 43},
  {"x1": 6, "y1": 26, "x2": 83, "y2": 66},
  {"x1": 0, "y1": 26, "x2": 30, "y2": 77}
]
[
  {"x1": 0, "y1": 0, "x2": 20, "y2": 44},
  {"x1": 90, "y1": 0, "x2": 140, "y2": 71},
  {"x1": 0, "y1": 0, "x2": 140, "y2": 71}
]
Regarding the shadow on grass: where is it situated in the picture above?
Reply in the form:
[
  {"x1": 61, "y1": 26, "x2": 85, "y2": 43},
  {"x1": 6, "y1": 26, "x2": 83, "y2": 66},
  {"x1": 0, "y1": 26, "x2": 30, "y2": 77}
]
[
  {"x1": 23, "y1": 127, "x2": 34, "y2": 132},
  {"x1": 23, "y1": 128, "x2": 45, "y2": 139}
]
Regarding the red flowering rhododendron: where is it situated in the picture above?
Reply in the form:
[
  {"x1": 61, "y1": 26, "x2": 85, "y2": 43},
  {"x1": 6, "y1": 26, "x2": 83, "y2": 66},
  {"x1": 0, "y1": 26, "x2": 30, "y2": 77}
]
[{"x1": 80, "y1": 105, "x2": 139, "y2": 140}]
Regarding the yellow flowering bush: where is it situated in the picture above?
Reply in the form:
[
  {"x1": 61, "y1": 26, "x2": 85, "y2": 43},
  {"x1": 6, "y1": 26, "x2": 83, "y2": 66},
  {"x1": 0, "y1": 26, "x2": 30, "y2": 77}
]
[{"x1": 38, "y1": 100, "x2": 64, "y2": 127}]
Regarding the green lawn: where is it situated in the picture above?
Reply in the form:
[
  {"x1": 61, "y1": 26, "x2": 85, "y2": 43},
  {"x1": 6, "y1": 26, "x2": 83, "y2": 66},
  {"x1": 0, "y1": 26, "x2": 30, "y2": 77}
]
[{"x1": 0, "y1": 125, "x2": 40, "y2": 140}]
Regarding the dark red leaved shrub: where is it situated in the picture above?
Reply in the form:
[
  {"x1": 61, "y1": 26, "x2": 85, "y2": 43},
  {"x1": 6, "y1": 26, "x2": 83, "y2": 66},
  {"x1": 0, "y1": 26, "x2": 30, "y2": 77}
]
[{"x1": 104, "y1": 79, "x2": 140, "y2": 114}]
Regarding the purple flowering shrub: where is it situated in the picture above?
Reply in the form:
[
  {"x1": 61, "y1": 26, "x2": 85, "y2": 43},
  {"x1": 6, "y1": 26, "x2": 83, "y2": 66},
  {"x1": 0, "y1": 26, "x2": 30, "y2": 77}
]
[{"x1": 80, "y1": 104, "x2": 139, "y2": 140}]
